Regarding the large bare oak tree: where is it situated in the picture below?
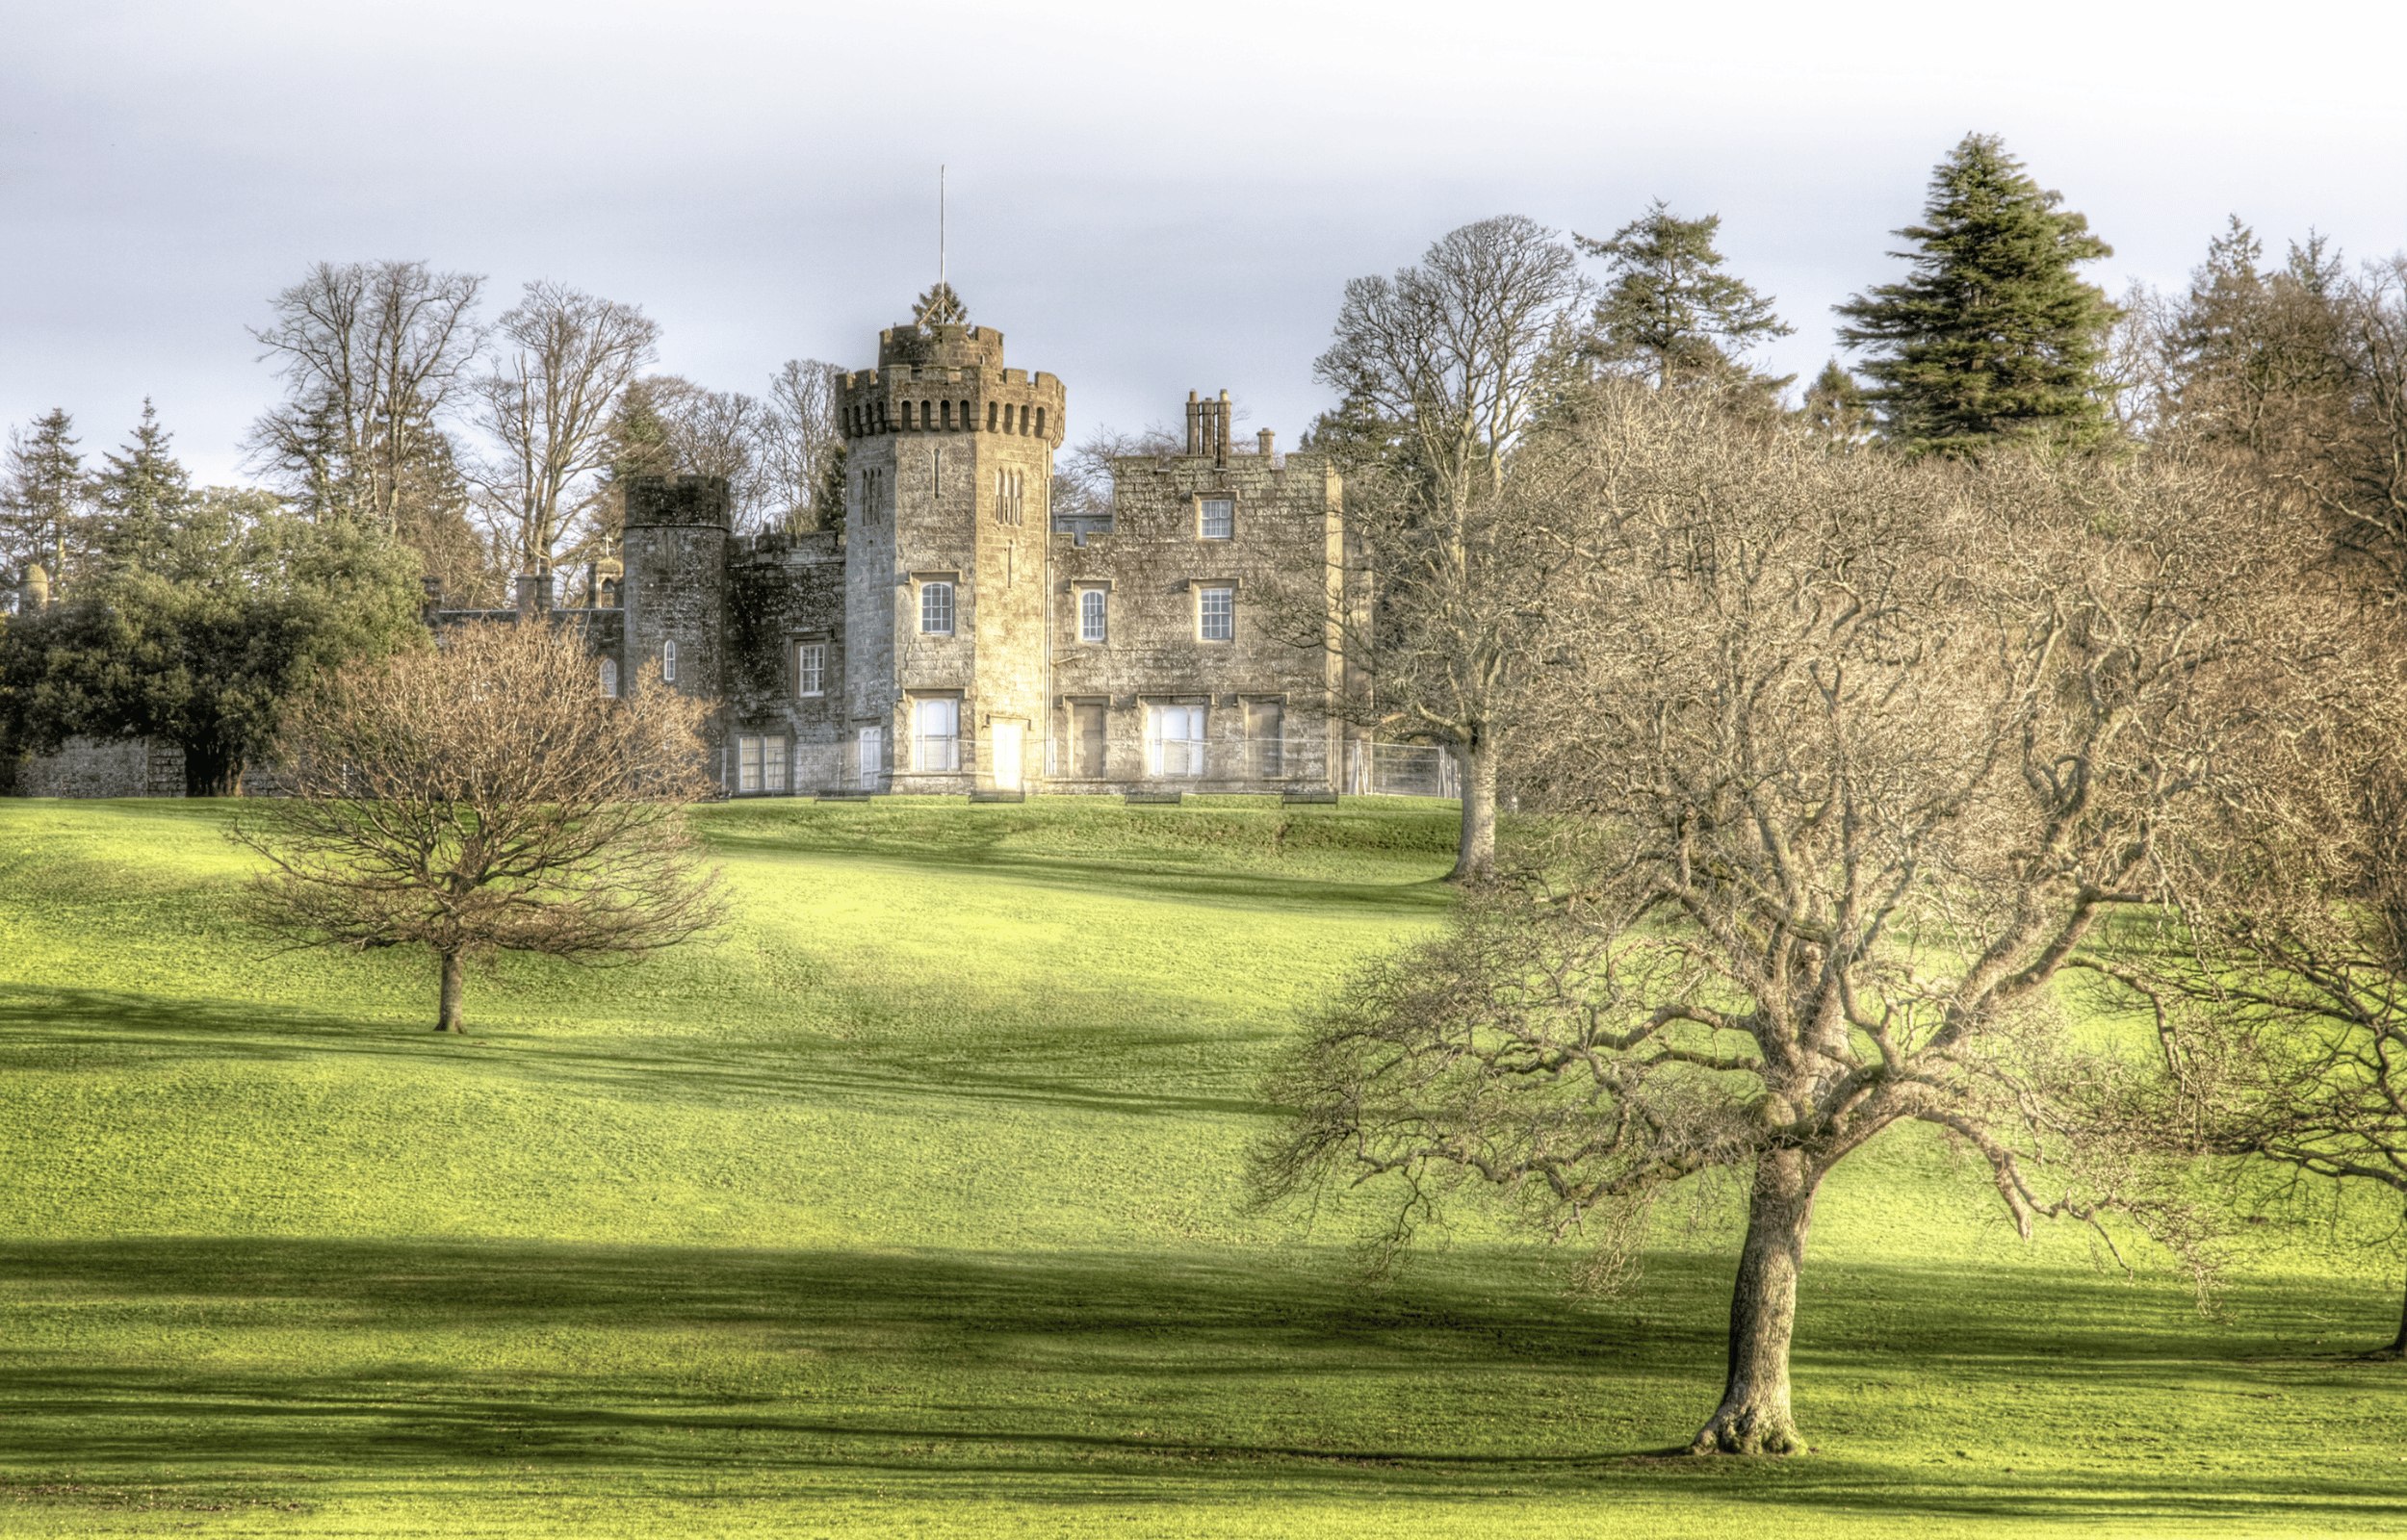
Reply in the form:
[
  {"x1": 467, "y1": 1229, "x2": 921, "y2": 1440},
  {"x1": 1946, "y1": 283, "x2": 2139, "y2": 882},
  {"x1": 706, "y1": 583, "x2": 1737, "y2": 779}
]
[
  {"x1": 238, "y1": 621, "x2": 721, "y2": 1033},
  {"x1": 1260, "y1": 383, "x2": 2344, "y2": 1453}
]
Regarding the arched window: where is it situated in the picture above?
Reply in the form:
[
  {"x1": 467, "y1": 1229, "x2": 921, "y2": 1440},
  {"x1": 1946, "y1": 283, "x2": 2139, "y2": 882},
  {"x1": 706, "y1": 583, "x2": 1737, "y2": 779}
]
[
  {"x1": 599, "y1": 656, "x2": 619, "y2": 697},
  {"x1": 919, "y1": 581, "x2": 954, "y2": 635},
  {"x1": 1035, "y1": 407, "x2": 1046, "y2": 439},
  {"x1": 662, "y1": 639, "x2": 678, "y2": 683},
  {"x1": 1079, "y1": 587, "x2": 1107, "y2": 643},
  {"x1": 987, "y1": 400, "x2": 998, "y2": 431}
]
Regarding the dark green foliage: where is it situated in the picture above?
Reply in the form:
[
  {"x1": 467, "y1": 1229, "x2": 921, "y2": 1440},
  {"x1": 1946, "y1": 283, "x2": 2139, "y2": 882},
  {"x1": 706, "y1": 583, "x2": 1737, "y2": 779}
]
[
  {"x1": 0, "y1": 493, "x2": 425, "y2": 793},
  {"x1": 1799, "y1": 359, "x2": 1874, "y2": 446},
  {"x1": 1837, "y1": 135, "x2": 2119, "y2": 455},
  {"x1": 1578, "y1": 201, "x2": 1792, "y2": 395},
  {"x1": 90, "y1": 399, "x2": 193, "y2": 574},
  {"x1": 1, "y1": 407, "x2": 91, "y2": 589}
]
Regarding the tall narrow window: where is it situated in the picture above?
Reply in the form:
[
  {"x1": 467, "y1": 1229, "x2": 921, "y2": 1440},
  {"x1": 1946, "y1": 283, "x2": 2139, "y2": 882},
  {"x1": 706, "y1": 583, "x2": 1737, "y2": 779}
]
[
  {"x1": 914, "y1": 697, "x2": 961, "y2": 771},
  {"x1": 763, "y1": 734, "x2": 789, "y2": 792},
  {"x1": 1078, "y1": 587, "x2": 1107, "y2": 643},
  {"x1": 662, "y1": 639, "x2": 678, "y2": 682},
  {"x1": 1200, "y1": 499, "x2": 1234, "y2": 540},
  {"x1": 1074, "y1": 702, "x2": 1109, "y2": 778},
  {"x1": 599, "y1": 656, "x2": 619, "y2": 698},
  {"x1": 1244, "y1": 700, "x2": 1284, "y2": 778},
  {"x1": 919, "y1": 580, "x2": 955, "y2": 634},
  {"x1": 1198, "y1": 585, "x2": 1234, "y2": 642},
  {"x1": 796, "y1": 642, "x2": 825, "y2": 697}
]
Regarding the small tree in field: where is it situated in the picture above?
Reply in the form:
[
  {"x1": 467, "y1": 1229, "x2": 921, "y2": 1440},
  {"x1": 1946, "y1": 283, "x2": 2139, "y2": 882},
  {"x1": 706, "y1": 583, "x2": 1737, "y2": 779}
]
[{"x1": 238, "y1": 621, "x2": 721, "y2": 1032}]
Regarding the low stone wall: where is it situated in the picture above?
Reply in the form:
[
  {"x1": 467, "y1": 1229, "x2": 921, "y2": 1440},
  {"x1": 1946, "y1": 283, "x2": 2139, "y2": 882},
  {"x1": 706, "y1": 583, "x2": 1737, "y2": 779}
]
[{"x1": 14, "y1": 736, "x2": 185, "y2": 798}]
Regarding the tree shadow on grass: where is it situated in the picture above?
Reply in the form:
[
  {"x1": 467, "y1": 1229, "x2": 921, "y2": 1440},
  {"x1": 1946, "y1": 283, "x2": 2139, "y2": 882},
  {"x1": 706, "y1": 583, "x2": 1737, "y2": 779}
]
[
  {"x1": 2, "y1": 1240, "x2": 2404, "y2": 1526},
  {"x1": 0, "y1": 984, "x2": 1287, "y2": 1119}
]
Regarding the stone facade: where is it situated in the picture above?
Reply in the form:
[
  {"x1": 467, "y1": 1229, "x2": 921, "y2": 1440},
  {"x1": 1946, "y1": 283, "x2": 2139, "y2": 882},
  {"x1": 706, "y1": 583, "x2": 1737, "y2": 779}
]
[{"x1": 445, "y1": 293, "x2": 1367, "y2": 799}]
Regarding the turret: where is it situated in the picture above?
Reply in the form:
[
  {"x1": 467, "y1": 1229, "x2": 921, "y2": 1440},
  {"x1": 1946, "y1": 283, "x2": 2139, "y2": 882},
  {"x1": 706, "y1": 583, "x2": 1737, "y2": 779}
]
[
  {"x1": 621, "y1": 475, "x2": 730, "y2": 706},
  {"x1": 836, "y1": 286, "x2": 1066, "y2": 451}
]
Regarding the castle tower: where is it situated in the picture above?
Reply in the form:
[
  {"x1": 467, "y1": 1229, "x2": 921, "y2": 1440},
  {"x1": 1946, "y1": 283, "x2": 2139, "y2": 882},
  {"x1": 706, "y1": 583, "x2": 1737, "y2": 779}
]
[
  {"x1": 836, "y1": 286, "x2": 1066, "y2": 792},
  {"x1": 622, "y1": 474, "x2": 730, "y2": 745}
]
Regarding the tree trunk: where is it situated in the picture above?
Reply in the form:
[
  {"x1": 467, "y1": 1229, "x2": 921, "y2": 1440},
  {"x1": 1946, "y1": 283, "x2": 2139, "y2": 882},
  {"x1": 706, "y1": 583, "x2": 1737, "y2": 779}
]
[
  {"x1": 436, "y1": 950, "x2": 465, "y2": 1034},
  {"x1": 1691, "y1": 1149, "x2": 1820, "y2": 1455},
  {"x1": 183, "y1": 746, "x2": 241, "y2": 798},
  {"x1": 2388, "y1": 1261, "x2": 2407, "y2": 1359},
  {"x1": 1449, "y1": 734, "x2": 1496, "y2": 883}
]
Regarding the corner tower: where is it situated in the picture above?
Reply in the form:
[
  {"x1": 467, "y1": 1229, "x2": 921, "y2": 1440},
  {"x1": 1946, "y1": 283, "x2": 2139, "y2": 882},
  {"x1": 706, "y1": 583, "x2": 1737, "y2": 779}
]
[{"x1": 836, "y1": 285, "x2": 1066, "y2": 792}]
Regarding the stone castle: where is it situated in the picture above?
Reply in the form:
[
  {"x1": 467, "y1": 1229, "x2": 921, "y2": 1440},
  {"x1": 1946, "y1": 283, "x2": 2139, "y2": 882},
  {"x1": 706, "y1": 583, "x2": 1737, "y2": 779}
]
[{"x1": 450, "y1": 289, "x2": 1369, "y2": 799}]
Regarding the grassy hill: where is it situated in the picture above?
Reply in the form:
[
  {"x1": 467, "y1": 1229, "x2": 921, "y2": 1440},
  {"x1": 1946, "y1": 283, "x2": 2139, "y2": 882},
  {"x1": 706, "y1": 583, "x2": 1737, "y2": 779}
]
[{"x1": 1, "y1": 796, "x2": 2403, "y2": 1537}]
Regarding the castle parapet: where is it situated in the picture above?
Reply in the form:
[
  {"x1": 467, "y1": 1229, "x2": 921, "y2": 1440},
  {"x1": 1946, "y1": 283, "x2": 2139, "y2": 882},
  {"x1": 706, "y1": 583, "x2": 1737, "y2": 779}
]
[
  {"x1": 625, "y1": 474, "x2": 733, "y2": 528},
  {"x1": 837, "y1": 319, "x2": 1065, "y2": 448}
]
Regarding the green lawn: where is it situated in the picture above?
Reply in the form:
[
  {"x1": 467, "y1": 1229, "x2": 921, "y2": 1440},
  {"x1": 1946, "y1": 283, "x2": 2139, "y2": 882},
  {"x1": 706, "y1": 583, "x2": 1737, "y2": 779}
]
[{"x1": 1, "y1": 796, "x2": 2403, "y2": 1536}]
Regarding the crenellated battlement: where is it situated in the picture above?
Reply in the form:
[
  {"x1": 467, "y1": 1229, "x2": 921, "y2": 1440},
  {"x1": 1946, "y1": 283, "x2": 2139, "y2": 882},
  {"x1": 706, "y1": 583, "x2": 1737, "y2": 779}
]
[
  {"x1": 624, "y1": 474, "x2": 733, "y2": 528},
  {"x1": 837, "y1": 304, "x2": 1066, "y2": 448}
]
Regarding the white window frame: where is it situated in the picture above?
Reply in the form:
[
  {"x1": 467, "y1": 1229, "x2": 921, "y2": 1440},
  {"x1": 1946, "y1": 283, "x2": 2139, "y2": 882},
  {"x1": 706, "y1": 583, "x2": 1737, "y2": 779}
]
[
  {"x1": 1146, "y1": 703, "x2": 1207, "y2": 778},
  {"x1": 1200, "y1": 498, "x2": 1235, "y2": 540},
  {"x1": 1197, "y1": 585, "x2": 1234, "y2": 643},
  {"x1": 599, "y1": 656, "x2": 619, "y2": 698},
  {"x1": 913, "y1": 697, "x2": 961, "y2": 772},
  {"x1": 737, "y1": 732, "x2": 789, "y2": 794},
  {"x1": 796, "y1": 641, "x2": 825, "y2": 697},
  {"x1": 1078, "y1": 587, "x2": 1107, "y2": 643},
  {"x1": 919, "y1": 580, "x2": 955, "y2": 635},
  {"x1": 662, "y1": 638, "x2": 678, "y2": 683}
]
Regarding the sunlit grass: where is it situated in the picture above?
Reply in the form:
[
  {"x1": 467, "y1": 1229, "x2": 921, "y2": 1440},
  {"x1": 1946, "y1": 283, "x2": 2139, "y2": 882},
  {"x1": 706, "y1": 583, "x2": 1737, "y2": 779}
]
[{"x1": 0, "y1": 795, "x2": 2401, "y2": 1536}]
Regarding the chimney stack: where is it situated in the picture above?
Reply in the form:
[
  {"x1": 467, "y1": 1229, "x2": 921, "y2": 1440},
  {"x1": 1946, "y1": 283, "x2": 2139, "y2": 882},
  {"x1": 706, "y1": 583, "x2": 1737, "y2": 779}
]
[
  {"x1": 514, "y1": 567, "x2": 553, "y2": 616},
  {"x1": 1257, "y1": 428, "x2": 1275, "y2": 459}
]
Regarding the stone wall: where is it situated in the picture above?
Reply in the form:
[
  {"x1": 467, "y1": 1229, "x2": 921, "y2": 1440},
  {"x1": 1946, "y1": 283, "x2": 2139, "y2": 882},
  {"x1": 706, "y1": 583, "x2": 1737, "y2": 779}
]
[{"x1": 16, "y1": 735, "x2": 185, "y2": 798}]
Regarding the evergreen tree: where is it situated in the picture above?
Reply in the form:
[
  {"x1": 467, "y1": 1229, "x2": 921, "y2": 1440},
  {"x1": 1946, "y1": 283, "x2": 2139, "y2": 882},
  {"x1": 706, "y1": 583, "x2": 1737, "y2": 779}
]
[
  {"x1": 1799, "y1": 359, "x2": 1873, "y2": 446},
  {"x1": 1579, "y1": 201, "x2": 1793, "y2": 394},
  {"x1": 1837, "y1": 134, "x2": 2119, "y2": 455},
  {"x1": 0, "y1": 488, "x2": 425, "y2": 794},
  {"x1": 91, "y1": 399, "x2": 193, "y2": 572},
  {"x1": 1, "y1": 408, "x2": 92, "y2": 590}
]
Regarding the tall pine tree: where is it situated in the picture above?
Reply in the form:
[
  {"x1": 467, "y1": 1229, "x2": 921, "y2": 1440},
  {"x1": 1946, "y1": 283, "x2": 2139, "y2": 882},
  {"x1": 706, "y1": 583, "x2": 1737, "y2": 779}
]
[
  {"x1": 1, "y1": 408, "x2": 91, "y2": 590},
  {"x1": 91, "y1": 399, "x2": 193, "y2": 572},
  {"x1": 1837, "y1": 135, "x2": 2118, "y2": 455},
  {"x1": 1579, "y1": 202, "x2": 1792, "y2": 395}
]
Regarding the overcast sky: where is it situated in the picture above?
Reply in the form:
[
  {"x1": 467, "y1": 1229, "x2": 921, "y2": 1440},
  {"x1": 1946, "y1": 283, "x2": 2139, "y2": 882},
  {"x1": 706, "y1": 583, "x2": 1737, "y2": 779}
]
[{"x1": 6, "y1": 0, "x2": 2406, "y2": 485}]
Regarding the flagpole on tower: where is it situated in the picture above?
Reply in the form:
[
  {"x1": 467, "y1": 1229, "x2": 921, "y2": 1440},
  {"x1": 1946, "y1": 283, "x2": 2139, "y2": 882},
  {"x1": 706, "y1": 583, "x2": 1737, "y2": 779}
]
[{"x1": 940, "y1": 165, "x2": 947, "y2": 287}]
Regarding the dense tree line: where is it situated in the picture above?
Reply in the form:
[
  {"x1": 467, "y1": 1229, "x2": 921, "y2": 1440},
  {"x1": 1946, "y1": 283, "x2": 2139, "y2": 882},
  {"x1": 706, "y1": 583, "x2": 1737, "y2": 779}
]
[{"x1": 0, "y1": 263, "x2": 849, "y2": 787}]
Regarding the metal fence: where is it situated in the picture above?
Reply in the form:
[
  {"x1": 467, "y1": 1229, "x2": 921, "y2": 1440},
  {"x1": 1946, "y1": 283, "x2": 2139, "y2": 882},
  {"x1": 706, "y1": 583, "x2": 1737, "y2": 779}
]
[{"x1": 1345, "y1": 741, "x2": 1460, "y2": 798}]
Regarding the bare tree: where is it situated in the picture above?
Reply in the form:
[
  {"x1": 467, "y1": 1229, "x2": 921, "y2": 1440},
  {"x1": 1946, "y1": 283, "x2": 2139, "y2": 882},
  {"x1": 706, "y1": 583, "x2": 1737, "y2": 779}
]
[
  {"x1": 476, "y1": 282, "x2": 660, "y2": 573},
  {"x1": 755, "y1": 359, "x2": 848, "y2": 533},
  {"x1": 1260, "y1": 383, "x2": 2345, "y2": 1454},
  {"x1": 237, "y1": 621, "x2": 721, "y2": 1033},
  {"x1": 1311, "y1": 215, "x2": 1591, "y2": 879},
  {"x1": 2105, "y1": 651, "x2": 2407, "y2": 1357},
  {"x1": 246, "y1": 260, "x2": 488, "y2": 591}
]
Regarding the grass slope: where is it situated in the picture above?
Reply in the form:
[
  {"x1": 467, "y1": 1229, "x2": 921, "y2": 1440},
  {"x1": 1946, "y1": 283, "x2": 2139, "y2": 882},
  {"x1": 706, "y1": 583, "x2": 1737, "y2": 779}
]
[{"x1": 0, "y1": 796, "x2": 2402, "y2": 1537}]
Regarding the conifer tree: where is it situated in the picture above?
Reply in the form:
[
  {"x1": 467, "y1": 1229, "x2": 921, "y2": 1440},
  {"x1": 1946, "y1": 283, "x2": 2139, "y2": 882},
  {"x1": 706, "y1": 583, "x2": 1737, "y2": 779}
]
[
  {"x1": 91, "y1": 399, "x2": 192, "y2": 571},
  {"x1": 1837, "y1": 135, "x2": 2119, "y2": 455},
  {"x1": 1579, "y1": 202, "x2": 1792, "y2": 395},
  {"x1": 1, "y1": 408, "x2": 91, "y2": 590},
  {"x1": 1799, "y1": 359, "x2": 1873, "y2": 446}
]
